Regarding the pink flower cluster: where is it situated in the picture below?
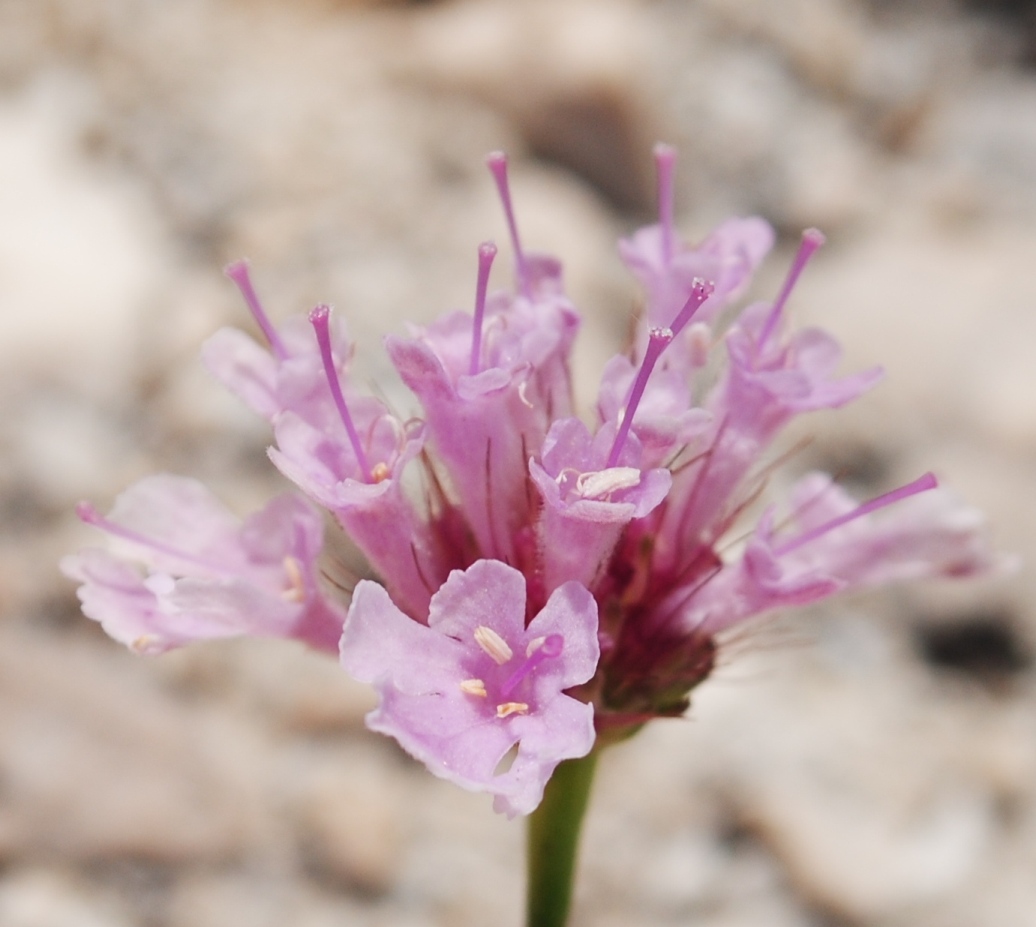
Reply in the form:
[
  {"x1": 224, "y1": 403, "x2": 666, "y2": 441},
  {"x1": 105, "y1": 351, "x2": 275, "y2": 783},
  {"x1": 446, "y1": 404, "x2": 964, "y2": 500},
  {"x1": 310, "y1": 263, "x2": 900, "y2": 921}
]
[{"x1": 63, "y1": 147, "x2": 994, "y2": 816}]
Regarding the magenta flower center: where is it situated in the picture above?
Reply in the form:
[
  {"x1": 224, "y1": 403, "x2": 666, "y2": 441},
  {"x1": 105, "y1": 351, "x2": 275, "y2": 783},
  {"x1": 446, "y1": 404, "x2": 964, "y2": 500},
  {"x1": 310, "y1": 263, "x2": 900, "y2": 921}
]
[
  {"x1": 463, "y1": 628, "x2": 566, "y2": 716},
  {"x1": 501, "y1": 633, "x2": 564, "y2": 697}
]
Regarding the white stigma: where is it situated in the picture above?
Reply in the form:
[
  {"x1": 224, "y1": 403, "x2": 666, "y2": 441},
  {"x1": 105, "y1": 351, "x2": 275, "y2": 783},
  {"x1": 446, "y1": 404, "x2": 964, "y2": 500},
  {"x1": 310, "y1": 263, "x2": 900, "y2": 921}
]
[{"x1": 474, "y1": 626, "x2": 514, "y2": 664}]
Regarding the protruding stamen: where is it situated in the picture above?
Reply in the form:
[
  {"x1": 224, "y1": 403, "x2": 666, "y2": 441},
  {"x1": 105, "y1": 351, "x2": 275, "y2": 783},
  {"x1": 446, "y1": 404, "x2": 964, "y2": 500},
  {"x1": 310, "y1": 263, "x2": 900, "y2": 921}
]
[
  {"x1": 309, "y1": 305, "x2": 373, "y2": 483},
  {"x1": 757, "y1": 228, "x2": 826, "y2": 351},
  {"x1": 653, "y1": 143, "x2": 677, "y2": 265},
  {"x1": 224, "y1": 260, "x2": 290, "y2": 361},
  {"x1": 606, "y1": 280, "x2": 716, "y2": 470},
  {"x1": 500, "y1": 633, "x2": 563, "y2": 697},
  {"x1": 496, "y1": 702, "x2": 530, "y2": 718},
  {"x1": 460, "y1": 678, "x2": 488, "y2": 698},
  {"x1": 469, "y1": 241, "x2": 498, "y2": 375},
  {"x1": 474, "y1": 625, "x2": 514, "y2": 665},
  {"x1": 607, "y1": 327, "x2": 672, "y2": 469},
  {"x1": 75, "y1": 502, "x2": 230, "y2": 577},
  {"x1": 486, "y1": 152, "x2": 531, "y2": 299},
  {"x1": 774, "y1": 472, "x2": 938, "y2": 556}
]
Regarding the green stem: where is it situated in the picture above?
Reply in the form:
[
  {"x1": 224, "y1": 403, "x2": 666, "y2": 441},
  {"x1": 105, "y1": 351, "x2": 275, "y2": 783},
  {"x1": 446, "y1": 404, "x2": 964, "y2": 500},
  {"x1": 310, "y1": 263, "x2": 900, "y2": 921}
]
[{"x1": 525, "y1": 751, "x2": 599, "y2": 927}]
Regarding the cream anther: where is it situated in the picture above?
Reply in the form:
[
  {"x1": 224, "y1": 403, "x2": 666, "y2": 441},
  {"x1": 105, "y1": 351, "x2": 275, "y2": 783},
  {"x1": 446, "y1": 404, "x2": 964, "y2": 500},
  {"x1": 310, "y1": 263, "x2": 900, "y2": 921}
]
[
  {"x1": 130, "y1": 635, "x2": 158, "y2": 655},
  {"x1": 460, "y1": 678, "x2": 488, "y2": 697},
  {"x1": 518, "y1": 380, "x2": 534, "y2": 409},
  {"x1": 474, "y1": 626, "x2": 514, "y2": 664},
  {"x1": 282, "y1": 555, "x2": 305, "y2": 603},
  {"x1": 554, "y1": 466, "x2": 582, "y2": 487},
  {"x1": 576, "y1": 468, "x2": 642, "y2": 500},
  {"x1": 496, "y1": 701, "x2": 530, "y2": 719}
]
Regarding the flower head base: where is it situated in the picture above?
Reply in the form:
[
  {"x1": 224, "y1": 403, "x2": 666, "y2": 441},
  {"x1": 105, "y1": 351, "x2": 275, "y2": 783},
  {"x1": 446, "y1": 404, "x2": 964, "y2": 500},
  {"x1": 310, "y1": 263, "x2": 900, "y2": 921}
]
[{"x1": 63, "y1": 145, "x2": 1000, "y2": 815}]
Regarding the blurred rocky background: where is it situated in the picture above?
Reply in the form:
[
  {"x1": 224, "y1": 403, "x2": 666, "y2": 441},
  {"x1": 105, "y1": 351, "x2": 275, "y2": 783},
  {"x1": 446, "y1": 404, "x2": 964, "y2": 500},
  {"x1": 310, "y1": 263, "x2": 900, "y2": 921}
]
[{"x1": 1, "y1": 0, "x2": 1035, "y2": 924}]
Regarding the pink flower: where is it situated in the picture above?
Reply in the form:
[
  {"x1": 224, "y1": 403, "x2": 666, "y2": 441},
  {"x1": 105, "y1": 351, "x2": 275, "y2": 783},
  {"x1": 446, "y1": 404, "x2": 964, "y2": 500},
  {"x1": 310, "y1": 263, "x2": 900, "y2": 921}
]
[
  {"x1": 618, "y1": 145, "x2": 774, "y2": 331},
  {"x1": 61, "y1": 474, "x2": 346, "y2": 654},
  {"x1": 647, "y1": 232, "x2": 884, "y2": 574},
  {"x1": 268, "y1": 306, "x2": 446, "y2": 620},
  {"x1": 681, "y1": 472, "x2": 1000, "y2": 636},
  {"x1": 340, "y1": 559, "x2": 599, "y2": 817},
  {"x1": 385, "y1": 239, "x2": 578, "y2": 565},
  {"x1": 202, "y1": 261, "x2": 354, "y2": 426},
  {"x1": 529, "y1": 417, "x2": 671, "y2": 593},
  {"x1": 63, "y1": 146, "x2": 1001, "y2": 813}
]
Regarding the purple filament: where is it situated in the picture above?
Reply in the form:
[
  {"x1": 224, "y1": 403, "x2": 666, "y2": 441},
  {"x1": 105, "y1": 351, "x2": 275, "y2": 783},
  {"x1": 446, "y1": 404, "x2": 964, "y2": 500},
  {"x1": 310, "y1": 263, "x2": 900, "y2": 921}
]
[
  {"x1": 500, "y1": 633, "x2": 564, "y2": 698},
  {"x1": 309, "y1": 305, "x2": 373, "y2": 483},
  {"x1": 224, "y1": 260, "x2": 290, "y2": 362},
  {"x1": 775, "y1": 472, "x2": 938, "y2": 556},
  {"x1": 606, "y1": 279, "x2": 714, "y2": 468},
  {"x1": 756, "y1": 228, "x2": 826, "y2": 351},
  {"x1": 469, "y1": 241, "x2": 498, "y2": 375},
  {"x1": 76, "y1": 502, "x2": 233, "y2": 578},
  {"x1": 653, "y1": 143, "x2": 677, "y2": 265},
  {"x1": 486, "y1": 152, "x2": 531, "y2": 300}
]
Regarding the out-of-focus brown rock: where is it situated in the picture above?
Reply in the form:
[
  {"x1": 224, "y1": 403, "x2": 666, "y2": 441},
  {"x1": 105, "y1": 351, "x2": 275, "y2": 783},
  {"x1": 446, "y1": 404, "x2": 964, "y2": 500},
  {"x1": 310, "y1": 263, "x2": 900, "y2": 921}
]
[
  {"x1": 290, "y1": 753, "x2": 406, "y2": 896},
  {"x1": 0, "y1": 627, "x2": 261, "y2": 864}
]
